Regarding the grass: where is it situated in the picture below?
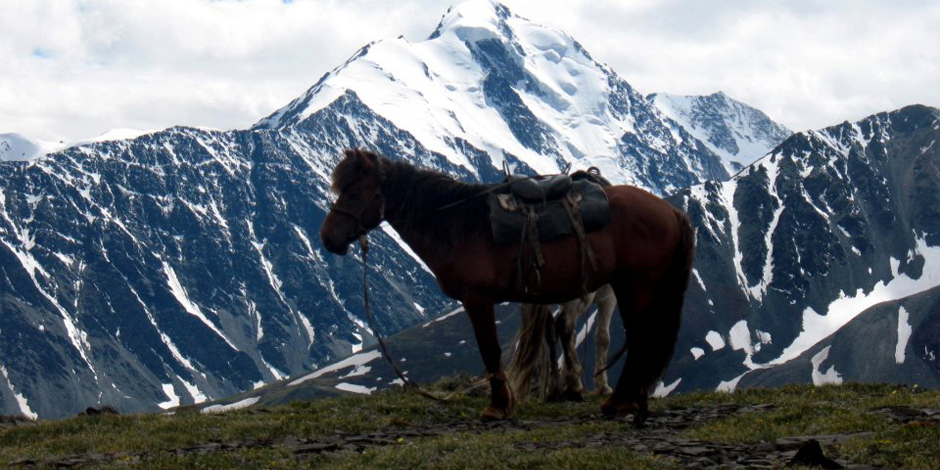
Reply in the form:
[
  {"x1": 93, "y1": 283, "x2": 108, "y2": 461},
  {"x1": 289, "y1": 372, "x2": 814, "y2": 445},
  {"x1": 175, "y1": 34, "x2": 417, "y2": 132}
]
[{"x1": 0, "y1": 381, "x2": 937, "y2": 469}]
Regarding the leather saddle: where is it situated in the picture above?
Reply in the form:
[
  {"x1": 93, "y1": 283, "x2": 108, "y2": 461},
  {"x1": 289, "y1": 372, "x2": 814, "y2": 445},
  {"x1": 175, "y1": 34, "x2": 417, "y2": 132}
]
[
  {"x1": 508, "y1": 174, "x2": 573, "y2": 202},
  {"x1": 487, "y1": 173, "x2": 611, "y2": 246}
]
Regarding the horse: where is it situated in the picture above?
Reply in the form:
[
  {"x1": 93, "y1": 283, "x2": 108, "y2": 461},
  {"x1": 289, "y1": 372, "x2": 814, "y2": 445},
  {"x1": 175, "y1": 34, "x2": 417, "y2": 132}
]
[
  {"x1": 507, "y1": 284, "x2": 617, "y2": 403},
  {"x1": 320, "y1": 149, "x2": 694, "y2": 425}
]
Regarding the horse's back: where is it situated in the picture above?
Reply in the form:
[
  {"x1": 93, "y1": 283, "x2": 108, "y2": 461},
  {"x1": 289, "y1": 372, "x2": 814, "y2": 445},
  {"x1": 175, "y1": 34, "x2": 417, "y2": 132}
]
[
  {"x1": 600, "y1": 184, "x2": 690, "y2": 274},
  {"x1": 604, "y1": 185, "x2": 685, "y2": 238}
]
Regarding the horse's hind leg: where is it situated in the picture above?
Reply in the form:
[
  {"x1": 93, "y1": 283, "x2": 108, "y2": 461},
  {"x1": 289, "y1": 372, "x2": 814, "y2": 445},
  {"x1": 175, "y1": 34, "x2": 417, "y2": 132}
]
[
  {"x1": 541, "y1": 311, "x2": 564, "y2": 401},
  {"x1": 557, "y1": 294, "x2": 592, "y2": 401},
  {"x1": 592, "y1": 285, "x2": 616, "y2": 396},
  {"x1": 465, "y1": 301, "x2": 515, "y2": 421},
  {"x1": 602, "y1": 279, "x2": 681, "y2": 427}
]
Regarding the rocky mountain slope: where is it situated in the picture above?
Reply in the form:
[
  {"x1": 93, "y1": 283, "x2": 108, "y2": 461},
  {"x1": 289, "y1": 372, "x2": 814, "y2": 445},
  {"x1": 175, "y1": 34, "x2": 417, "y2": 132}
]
[
  {"x1": 649, "y1": 92, "x2": 793, "y2": 174},
  {"x1": 0, "y1": 0, "x2": 788, "y2": 419},
  {"x1": 666, "y1": 104, "x2": 940, "y2": 393}
]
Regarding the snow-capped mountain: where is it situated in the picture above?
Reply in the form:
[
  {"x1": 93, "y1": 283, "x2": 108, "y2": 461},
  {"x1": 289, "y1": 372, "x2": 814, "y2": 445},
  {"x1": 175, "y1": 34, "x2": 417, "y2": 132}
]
[
  {"x1": 650, "y1": 92, "x2": 793, "y2": 174},
  {"x1": 0, "y1": 0, "x2": 780, "y2": 419},
  {"x1": 665, "y1": 104, "x2": 940, "y2": 393},
  {"x1": 255, "y1": 0, "x2": 730, "y2": 194},
  {"x1": 0, "y1": 134, "x2": 65, "y2": 162}
]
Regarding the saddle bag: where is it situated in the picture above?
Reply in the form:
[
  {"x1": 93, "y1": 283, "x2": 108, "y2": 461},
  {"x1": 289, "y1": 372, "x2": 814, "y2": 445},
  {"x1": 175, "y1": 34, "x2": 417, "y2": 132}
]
[{"x1": 487, "y1": 178, "x2": 611, "y2": 246}]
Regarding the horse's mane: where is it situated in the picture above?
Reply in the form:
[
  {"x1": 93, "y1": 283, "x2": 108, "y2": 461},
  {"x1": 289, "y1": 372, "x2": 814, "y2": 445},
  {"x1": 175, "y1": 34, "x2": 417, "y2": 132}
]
[
  {"x1": 381, "y1": 158, "x2": 491, "y2": 249},
  {"x1": 332, "y1": 149, "x2": 492, "y2": 249}
]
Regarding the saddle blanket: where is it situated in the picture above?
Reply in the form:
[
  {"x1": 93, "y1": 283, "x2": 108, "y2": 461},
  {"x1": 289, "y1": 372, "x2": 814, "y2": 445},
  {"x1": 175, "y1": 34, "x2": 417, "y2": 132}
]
[{"x1": 487, "y1": 179, "x2": 611, "y2": 246}]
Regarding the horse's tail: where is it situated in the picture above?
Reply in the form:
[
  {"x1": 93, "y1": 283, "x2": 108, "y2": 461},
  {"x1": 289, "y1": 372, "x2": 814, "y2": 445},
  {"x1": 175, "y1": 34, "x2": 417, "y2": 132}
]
[
  {"x1": 672, "y1": 209, "x2": 696, "y2": 302},
  {"x1": 507, "y1": 303, "x2": 552, "y2": 402},
  {"x1": 643, "y1": 208, "x2": 696, "y2": 393}
]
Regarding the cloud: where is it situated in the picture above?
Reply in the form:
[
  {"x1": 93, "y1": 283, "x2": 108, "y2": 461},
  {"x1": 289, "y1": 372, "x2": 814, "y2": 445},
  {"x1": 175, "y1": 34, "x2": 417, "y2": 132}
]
[{"x1": 0, "y1": 0, "x2": 938, "y2": 142}]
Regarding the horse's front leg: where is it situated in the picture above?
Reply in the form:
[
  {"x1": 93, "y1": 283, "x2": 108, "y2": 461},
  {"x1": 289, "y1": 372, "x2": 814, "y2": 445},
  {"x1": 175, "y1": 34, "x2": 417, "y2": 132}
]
[{"x1": 465, "y1": 300, "x2": 515, "y2": 421}]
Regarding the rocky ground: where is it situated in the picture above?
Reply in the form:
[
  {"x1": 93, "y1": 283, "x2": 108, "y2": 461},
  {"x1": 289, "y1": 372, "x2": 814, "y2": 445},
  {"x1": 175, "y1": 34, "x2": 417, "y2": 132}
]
[{"x1": 6, "y1": 399, "x2": 938, "y2": 469}]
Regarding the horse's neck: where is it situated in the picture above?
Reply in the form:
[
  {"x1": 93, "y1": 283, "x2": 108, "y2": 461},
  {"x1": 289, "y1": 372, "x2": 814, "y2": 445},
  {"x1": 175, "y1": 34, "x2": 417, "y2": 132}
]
[
  {"x1": 384, "y1": 218, "x2": 439, "y2": 262},
  {"x1": 380, "y1": 177, "x2": 452, "y2": 268}
]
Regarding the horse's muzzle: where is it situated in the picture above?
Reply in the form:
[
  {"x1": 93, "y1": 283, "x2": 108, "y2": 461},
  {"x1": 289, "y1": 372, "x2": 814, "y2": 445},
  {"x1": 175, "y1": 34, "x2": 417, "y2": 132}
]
[
  {"x1": 321, "y1": 233, "x2": 352, "y2": 255},
  {"x1": 320, "y1": 223, "x2": 356, "y2": 255}
]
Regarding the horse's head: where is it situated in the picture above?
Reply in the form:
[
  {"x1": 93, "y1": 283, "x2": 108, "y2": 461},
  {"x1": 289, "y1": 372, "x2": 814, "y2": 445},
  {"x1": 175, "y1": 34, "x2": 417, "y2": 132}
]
[{"x1": 320, "y1": 149, "x2": 388, "y2": 255}]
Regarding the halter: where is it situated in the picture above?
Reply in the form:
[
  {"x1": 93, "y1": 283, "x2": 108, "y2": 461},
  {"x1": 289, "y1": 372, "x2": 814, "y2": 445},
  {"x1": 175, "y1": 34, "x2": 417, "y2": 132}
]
[{"x1": 330, "y1": 187, "x2": 386, "y2": 237}]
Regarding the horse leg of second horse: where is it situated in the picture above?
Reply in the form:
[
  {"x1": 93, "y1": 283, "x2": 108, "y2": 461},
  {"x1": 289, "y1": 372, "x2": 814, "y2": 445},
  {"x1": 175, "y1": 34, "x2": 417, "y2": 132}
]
[
  {"x1": 593, "y1": 287, "x2": 616, "y2": 395},
  {"x1": 558, "y1": 296, "x2": 589, "y2": 401},
  {"x1": 465, "y1": 300, "x2": 514, "y2": 420}
]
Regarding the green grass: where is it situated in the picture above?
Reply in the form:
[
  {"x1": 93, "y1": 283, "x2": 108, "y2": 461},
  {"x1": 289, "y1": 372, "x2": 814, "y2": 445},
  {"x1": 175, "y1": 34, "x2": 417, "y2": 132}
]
[
  {"x1": 314, "y1": 434, "x2": 676, "y2": 470},
  {"x1": 676, "y1": 383, "x2": 940, "y2": 469},
  {"x1": 1, "y1": 381, "x2": 937, "y2": 469}
]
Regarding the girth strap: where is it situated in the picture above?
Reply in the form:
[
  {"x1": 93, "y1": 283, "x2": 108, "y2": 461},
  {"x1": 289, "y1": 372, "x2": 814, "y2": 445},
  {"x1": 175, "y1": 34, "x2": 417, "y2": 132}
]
[
  {"x1": 563, "y1": 191, "x2": 598, "y2": 295},
  {"x1": 516, "y1": 207, "x2": 546, "y2": 291}
]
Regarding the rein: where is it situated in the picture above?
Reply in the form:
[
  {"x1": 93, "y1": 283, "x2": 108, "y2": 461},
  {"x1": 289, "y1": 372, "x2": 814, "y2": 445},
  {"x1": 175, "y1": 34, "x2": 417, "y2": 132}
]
[{"x1": 357, "y1": 235, "x2": 486, "y2": 402}]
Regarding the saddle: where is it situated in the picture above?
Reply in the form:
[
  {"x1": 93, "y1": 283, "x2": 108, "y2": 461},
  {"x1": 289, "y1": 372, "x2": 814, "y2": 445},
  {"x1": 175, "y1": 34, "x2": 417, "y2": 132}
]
[{"x1": 487, "y1": 170, "x2": 612, "y2": 292}]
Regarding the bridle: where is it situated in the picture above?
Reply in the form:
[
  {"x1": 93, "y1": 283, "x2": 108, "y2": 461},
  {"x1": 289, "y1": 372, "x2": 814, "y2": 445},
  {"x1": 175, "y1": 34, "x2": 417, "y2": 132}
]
[{"x1": 329, "y1": 187, "x2": 386, "y2": 238}]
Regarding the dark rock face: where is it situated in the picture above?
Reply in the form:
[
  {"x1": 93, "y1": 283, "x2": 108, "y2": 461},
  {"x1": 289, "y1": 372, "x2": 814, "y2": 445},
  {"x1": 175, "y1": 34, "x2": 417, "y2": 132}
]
[
  {"x1": 667, "y1": 105, "x2": 940, "y2": 393},
  {"x1": 0, "y1": 110, "x2": 454, "y2": 418}
]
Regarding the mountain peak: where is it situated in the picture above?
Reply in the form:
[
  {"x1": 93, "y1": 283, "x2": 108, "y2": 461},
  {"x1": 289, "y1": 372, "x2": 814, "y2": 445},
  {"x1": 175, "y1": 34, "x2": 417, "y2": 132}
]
[
  {"x1": 429, "y1": 0, "x2": 516, "y2": 41},
  {"x1": 650, "y1": 91, "x2": 792, "y2": 173}
]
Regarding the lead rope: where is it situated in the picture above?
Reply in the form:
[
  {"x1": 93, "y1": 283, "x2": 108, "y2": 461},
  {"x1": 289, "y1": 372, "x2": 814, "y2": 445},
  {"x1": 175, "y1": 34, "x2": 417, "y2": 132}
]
[{"x1": 358, "y1": 235, "x2": 485, "y2": 402}]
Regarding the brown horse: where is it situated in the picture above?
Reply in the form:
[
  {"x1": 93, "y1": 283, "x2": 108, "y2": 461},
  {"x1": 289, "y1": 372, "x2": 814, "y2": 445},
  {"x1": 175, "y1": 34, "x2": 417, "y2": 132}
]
[{"x1": 320, "y1": 149, "x2": 694, "y2": 425}]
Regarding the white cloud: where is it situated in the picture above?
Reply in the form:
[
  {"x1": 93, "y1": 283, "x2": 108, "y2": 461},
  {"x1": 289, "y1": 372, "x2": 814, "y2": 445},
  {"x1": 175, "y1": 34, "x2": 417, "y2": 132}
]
[{"x1": 1, "y1": 0, "x2": 938, "y2": 143}]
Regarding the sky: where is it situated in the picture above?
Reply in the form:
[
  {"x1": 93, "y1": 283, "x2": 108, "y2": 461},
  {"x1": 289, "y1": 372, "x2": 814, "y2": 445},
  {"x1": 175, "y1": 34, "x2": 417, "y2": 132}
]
[{"x1": 2, "y1": 0, "x2": 938, "y2": 144}]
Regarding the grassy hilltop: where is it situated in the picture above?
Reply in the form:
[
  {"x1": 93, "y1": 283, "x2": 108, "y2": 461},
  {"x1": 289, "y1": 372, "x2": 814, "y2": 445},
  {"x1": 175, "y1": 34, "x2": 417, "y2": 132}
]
[{"x1": 1, "y1": 380, "x2": 938, "y2": 469}]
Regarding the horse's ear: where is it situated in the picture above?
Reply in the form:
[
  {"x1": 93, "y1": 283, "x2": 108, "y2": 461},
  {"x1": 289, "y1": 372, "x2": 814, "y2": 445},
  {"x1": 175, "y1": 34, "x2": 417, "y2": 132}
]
[
  {"x1": 362, "y1": 150, "x2": 379, "y2": 168},
  {"x1": 345, "y1": 148, "x2": 379, "y2": 170}
]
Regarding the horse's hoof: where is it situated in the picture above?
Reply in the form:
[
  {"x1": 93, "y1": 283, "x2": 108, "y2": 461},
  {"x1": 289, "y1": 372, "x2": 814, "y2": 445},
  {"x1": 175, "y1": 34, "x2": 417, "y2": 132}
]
[
  {"x1": 595, "y1": 386, "x2": 613, "y2": 397},
  {"x1": 562, "y1": 390, "x2": 584, "y2": 402},
  {"x1": 600, "y1": 397, "x2": 639, "y2": 418},
  {"x1": 480, "y1": 406, "x2": 511, "y2": 422},
  {"x1": 632, "y1": 412, "x2": 648, "y2": 429}
]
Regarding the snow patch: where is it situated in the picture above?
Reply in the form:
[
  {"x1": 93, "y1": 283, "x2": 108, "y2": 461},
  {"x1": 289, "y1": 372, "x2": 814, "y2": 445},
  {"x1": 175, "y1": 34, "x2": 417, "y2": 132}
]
[
  {"x1": 180, "y1": 377, "x2": 208, "y2": 404},
  {"x1": 728, "y1": 320, "x2": 753, "y2": 354},
  {"x1": 423, "y1": 306, "x2": 465, "y2": 327},
  {"x1": 895, "y1": 307, "x2": 912, "y2": 364},
  {"x1": 692, "y1": 268, "x2": 706, "y2": 291},
  {"x1": 810, "y1": 346, "x2": 843, "y2": 386},
  {"x1": 157, "y1": 383, "x2": 180, "y2": 410},
  {"x1": 690, "y1": 347, "x2": 705, "y2": 360},
  {"x1": 0, "y1": 366, "x2": 37, "y2": 419},
  {"x1": 705, "y1": 330, "x2": 725, "y2": 351},
  {"x1": 289, "y1": 350, "x2": 383, "y2": 386},
  {"x1": 163, "y1": 261, "x2": 238, "y2": 350},
  {"x1": 201, "y1": 397, "x2": 260, "y2": 414},
  {"x1": 381, "y1": 222, "x2": 433, "y2": 275},
  {"x1": 653, "y1": 378, "x2": 682, "y2": 398},
  {"x1": 716, "y1": 373, "x2": 745, "y2": 393},
  {"x1": 335, "y1": 382, "x2": 377, "y2": 394}
]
